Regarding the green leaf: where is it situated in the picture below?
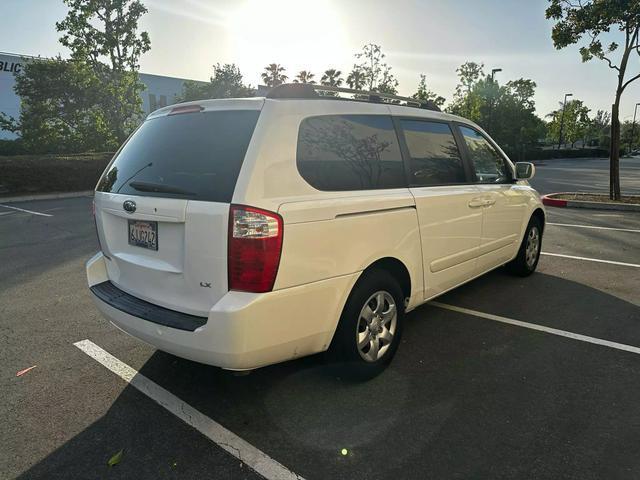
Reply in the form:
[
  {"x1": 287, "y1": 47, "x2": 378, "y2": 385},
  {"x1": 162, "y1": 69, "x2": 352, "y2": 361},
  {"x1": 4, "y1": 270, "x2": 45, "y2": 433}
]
[{"x1": 108, "y1": 449, "x2": 124, "y2": 467}]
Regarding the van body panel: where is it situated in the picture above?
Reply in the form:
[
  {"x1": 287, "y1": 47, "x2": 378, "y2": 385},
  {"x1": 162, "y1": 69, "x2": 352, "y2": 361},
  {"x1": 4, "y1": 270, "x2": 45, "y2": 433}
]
[
  {"x1": 409, "y1": 185, "x2": 484, "y2": 298},
  {"x1": 95, "y1": 192, "x2": 230, "y2": 316},
  {"x1": 275, "y1": 192, "x2": 423, "y2": 308}
]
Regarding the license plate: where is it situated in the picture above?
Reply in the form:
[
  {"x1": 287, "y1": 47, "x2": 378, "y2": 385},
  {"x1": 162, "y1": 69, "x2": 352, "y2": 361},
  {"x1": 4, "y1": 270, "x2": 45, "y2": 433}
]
[{"x1": 128, "y1": 220, "x2": 158, "y2": 250}]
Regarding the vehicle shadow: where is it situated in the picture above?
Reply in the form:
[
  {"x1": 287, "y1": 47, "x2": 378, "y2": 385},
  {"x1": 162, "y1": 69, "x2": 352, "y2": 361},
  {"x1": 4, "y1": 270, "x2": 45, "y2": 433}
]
[{"x1": 16, "y1": 271, "x2": 640, "y2": 480}]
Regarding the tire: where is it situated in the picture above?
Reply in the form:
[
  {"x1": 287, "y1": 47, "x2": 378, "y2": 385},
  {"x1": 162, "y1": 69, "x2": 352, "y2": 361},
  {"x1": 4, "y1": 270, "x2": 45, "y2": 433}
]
[
  {"x1": 506, "y1": 216, "x2": 543, "y2": 277},
  {"x1": 327, "y1": 269, "x2": 404, "y2": 379}
]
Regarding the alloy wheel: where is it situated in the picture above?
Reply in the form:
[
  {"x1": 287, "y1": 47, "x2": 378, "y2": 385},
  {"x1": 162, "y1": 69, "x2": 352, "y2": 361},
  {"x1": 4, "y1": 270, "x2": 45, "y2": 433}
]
[
  {"x1": 356, "y1": 291, "x2": 397, "y2": 362},
  {"x1": 525, "y1": 226, "x2": 540, "y2": 268}
]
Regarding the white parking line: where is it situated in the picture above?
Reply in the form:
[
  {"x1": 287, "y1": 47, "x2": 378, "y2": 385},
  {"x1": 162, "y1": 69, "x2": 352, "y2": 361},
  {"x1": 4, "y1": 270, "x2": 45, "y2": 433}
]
[
  {"x1": 74, "y1": 340, "x2": 304, "y2": 480},
  {"x1": 431, "y1": 302, "x2": 640, "y2": 356},
  {"x1": 547, "y1": 222, "x2": 640, "y2": 233},
  {"x1": 541, "y1": 252, "x2": 640, "y2": 268},
  {"x1": 0, "y1": 204, "x2": 52, "y2": 217}
]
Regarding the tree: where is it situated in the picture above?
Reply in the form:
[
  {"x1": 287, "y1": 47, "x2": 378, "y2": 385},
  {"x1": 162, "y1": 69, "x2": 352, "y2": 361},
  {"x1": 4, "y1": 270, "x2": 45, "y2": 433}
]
[
  {"x1": 546, "y1": 99, "x2": 591, "y2": 148},
  {"x1": 621, "y1": 119, "x2": 640, "y2": 152},
  {"x1": 0, "y1": 57, "x2": 113, "y2": 153},
  {"x1": 1, "y1": 0, "x2": 150, "y2": 152},
  {"x1": 320, "y1": 68, "x2": 343, "y2": 87},
  {"x1": 353, "y1": 43, "x2": 398, "y2": 93},
  {"x1": 346, "y1": 66, "x2": 366, "y2": 90},
  {"x1": 377, "y1": 68, "x2": 399, "y2": 95},
  {"x1": 546, "y1": 0, "x2": 640, "y2": 200},
  {"x1": 261, "y1": 63, "x2": 288, "y2": 87},
  {"x1": 454, "y1": 62, "x2": 485, "y2": 97},
  {"x1": 412, "y1": 74, "x2": 446, "y2": 107},
  {"x1": 448, "y1": 65, "x2": 546, "y2": 159},
  {"x1": 585, "y1": 109, "x2": 612, "y2": 148},
  {"x1": 56, "y1": 0, "x2": 151, "y2": 144},
  {"x1": 451, "y1": 62, "x2": 486, "y2": 118},
  {"x1": 179, "y1": 63, "x2": 253, "y2": 102},
  {"x1": 293, "y1": 70, "x2": 315, "y2": 84}
]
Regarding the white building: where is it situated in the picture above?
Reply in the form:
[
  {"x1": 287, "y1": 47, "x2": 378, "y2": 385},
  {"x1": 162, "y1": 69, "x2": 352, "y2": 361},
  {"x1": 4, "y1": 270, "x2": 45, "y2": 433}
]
[{"x1": 0, "y1": 52, "x2": 203, "y2": 140}]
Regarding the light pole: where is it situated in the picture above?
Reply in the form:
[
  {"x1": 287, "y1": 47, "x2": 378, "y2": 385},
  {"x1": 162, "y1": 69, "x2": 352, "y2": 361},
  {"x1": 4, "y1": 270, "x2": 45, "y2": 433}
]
[
  {"x1": 558, "y1": 93, "x2": 573, "y2": 150},
  {"x1": 488, "y1": 68, "x2": 502, "y2": 134},
  {"x1": 628, "y1": 102, "x2": 640, "y2": 155}
]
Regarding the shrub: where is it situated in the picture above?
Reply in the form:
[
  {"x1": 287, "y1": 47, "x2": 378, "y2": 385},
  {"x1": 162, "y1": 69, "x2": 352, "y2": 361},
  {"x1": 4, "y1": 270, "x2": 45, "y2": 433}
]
[
  {"x1": 0, "y1": 139, "x2": 26, "y2": 156},
  {"x1": 0, "y1": 152, "x2": 114, "y2": 196}
]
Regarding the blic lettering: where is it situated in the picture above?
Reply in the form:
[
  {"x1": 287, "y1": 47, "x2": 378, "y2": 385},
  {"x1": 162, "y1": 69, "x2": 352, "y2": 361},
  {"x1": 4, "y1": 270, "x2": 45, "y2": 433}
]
[{"x1": 0, "y1": 61, "x2": 22, "y2": 74}]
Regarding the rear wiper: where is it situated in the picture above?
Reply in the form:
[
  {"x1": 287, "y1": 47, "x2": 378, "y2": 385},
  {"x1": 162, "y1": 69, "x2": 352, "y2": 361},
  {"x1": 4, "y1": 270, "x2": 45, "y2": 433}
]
[{"x1": 129, "y1": 181, "x2": 196, "y2": 196}]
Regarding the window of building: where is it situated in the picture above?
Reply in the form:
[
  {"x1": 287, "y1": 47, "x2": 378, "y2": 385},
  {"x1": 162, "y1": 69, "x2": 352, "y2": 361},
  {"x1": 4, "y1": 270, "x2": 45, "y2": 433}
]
[{"x1": 149, "y1": 93, "x2": 157, "y2": 113}]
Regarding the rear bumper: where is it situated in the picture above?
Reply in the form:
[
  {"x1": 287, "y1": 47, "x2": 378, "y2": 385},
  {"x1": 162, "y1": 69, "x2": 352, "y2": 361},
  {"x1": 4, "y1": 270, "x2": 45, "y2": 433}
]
[
  {"x1": 90, "y1": 281, "x2": 208, "y2": 332},
  {"x1": 86, "y1": 252, "x2": 358, "y2": 370}
]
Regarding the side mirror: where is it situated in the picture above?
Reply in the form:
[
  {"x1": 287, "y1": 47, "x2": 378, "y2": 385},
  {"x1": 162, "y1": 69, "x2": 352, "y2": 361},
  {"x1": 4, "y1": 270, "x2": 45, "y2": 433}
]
[{"x1": 515, "y1": 162, "x2": 535, "y2": 180}]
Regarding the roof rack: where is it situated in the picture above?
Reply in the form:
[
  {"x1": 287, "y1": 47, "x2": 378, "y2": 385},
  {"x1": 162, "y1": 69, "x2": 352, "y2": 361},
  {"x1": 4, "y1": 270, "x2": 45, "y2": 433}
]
[{"x1": 265, "y1": 83, "x2": 441, "y2": 112}]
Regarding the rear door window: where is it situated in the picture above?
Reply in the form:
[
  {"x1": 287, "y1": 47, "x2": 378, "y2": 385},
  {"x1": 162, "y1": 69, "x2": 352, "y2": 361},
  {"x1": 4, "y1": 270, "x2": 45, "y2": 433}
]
[
  {"x1": 97, "y1": 110, "x2": 260, "y2": 202},
  {"x1": 399, "y1": 120, "x2": 467, "y2": 186},
  {"x1": 297, "y1": 115, "x2": 405, "y2": 191}
]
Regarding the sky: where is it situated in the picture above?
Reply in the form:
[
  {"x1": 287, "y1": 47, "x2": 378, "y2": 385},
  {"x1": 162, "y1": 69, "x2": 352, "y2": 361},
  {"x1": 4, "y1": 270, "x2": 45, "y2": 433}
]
[{"x1": 2, "y1": 0, "x2": 640, "y2": 120}]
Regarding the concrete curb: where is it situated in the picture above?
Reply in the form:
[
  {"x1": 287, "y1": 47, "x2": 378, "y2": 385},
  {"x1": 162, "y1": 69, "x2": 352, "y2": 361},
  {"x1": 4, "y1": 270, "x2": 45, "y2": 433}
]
[
  {"x1": 542, "y1": 193, "x2": 640, "y2": 212},
  {"x1": 0, "y1": 190, "x2": 94, "y2": 203}
]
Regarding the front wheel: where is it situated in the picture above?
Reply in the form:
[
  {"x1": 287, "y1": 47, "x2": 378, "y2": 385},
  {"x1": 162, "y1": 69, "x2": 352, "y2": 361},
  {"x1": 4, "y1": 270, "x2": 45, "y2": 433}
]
[
  {"x1": 327, "y1": 269, "x2": 404, "y2": 379},
  {"x1": 506, "y1": 216, "x2": 543, "y2": 276}
]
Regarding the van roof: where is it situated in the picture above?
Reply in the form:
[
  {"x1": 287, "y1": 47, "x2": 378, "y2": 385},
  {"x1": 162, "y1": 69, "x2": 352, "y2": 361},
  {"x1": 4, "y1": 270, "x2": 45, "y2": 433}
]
[
  {"x1": 147, "y1": 94, "x2": 471, "y2": 127},
  {"x1": 147, "y1": 97, "x2": 265, "y2": 119}
]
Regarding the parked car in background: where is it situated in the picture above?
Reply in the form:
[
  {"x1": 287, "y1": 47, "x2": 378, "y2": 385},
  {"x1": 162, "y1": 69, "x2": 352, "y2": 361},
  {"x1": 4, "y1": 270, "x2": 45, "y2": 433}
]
[{"x1": 87, "y1": 83, "x2": 544, "y2": 378}]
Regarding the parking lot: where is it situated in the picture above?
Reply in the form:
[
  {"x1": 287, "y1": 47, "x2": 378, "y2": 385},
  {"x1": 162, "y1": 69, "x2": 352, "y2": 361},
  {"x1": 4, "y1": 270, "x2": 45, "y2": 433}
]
[
  {"x1": 2, "y1": 159, "x2": 640, "y2": 479},
  {"x1": 532, "y1": 156, "x2": 640, "y2": 195}
]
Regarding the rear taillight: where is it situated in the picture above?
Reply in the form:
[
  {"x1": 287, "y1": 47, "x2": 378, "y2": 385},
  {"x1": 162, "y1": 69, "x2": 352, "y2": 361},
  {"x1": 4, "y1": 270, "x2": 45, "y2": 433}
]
[{"x1": 228, "y1": 205, "x2": 283, "y2": 293}]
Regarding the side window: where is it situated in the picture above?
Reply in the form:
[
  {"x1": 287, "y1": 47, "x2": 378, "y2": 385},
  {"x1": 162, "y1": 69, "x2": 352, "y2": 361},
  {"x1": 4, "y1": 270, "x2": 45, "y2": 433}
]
[
  {"x1": 297, "y1": 115, "x2": 405, "y2": 191},
  {"x1": 148, "y1": 93, "x2": 157, "y2": 112},
  {"x1": 459, "y1": 126, "x2": 511, "y2": 184},
  {"x1": 399, "y1": 120, "x2": 467, "y2": 186}
]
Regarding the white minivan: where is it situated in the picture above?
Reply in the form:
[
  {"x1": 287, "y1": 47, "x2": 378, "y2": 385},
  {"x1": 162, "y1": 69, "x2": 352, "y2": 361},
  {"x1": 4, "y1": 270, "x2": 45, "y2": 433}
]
[{"x1": 87, "y1": 84, "x2": 544, "y2": 377}]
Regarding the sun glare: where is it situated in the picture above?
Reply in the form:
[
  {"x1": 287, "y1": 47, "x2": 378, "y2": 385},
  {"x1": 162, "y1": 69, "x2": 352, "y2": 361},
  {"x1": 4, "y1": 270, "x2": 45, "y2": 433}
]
[{"x1": 226, "y1": 0, "x2": 348, "y2": 83}]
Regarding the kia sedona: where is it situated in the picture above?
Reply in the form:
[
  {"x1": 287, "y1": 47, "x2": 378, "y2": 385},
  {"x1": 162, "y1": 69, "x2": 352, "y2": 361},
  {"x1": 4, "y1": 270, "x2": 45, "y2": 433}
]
[{"x1": 87, "y1": 83, "x2": 544, "y2": 378}]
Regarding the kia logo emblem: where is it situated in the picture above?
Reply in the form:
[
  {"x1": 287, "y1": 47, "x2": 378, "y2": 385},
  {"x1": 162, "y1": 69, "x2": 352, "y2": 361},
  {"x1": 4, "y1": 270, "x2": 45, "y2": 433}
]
[{"x1": 123, "y1": 200, "x2": 136, "y2": 213}]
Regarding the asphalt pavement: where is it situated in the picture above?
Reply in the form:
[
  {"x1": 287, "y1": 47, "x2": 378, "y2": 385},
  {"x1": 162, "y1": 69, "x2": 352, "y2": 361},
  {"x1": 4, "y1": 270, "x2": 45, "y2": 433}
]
[
  {"x1": 1, "y1": 159, "x2": 639, "y2": 479},
  {"x1": 530, "y1": 156, "x2": 640, "y2": 195}
]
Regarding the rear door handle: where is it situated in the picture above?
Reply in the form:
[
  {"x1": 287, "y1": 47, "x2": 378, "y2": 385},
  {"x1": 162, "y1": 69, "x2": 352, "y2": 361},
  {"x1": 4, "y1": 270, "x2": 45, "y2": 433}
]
[{"x1": 483, "y1": 199, "x2": 496, "y2": 207}]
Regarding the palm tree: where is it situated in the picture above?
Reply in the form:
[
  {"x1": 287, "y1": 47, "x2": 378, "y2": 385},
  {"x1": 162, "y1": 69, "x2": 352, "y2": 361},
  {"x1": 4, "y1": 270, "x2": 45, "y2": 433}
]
[
  {"x1": 293, "y1": 70, "x2": 315, "y2": 84},
  {"x1": 321, "y1": 68, "x2": 343, "y2": 87},
  {"x1": 261, "y1": 63, "x2": 288, "y2": 87},
  {"x1": 346, "y1": 67, "x2": 365, "y2": 90}
]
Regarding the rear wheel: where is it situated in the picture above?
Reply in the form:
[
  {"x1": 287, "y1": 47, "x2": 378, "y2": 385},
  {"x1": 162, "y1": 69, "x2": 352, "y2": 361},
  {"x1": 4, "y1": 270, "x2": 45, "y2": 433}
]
[
  {"x1": 506, "y1": 216, "x2": 543, "y2": 276},
  {"x1": 327, "y1": 269, "x2": 404, "y2": 379}
]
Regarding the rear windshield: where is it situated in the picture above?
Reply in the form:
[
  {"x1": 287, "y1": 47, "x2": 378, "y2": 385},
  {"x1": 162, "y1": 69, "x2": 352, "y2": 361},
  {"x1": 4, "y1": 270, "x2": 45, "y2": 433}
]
[{"x1": 97, "y1": 110, "x2": 260, "y2": 202}]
